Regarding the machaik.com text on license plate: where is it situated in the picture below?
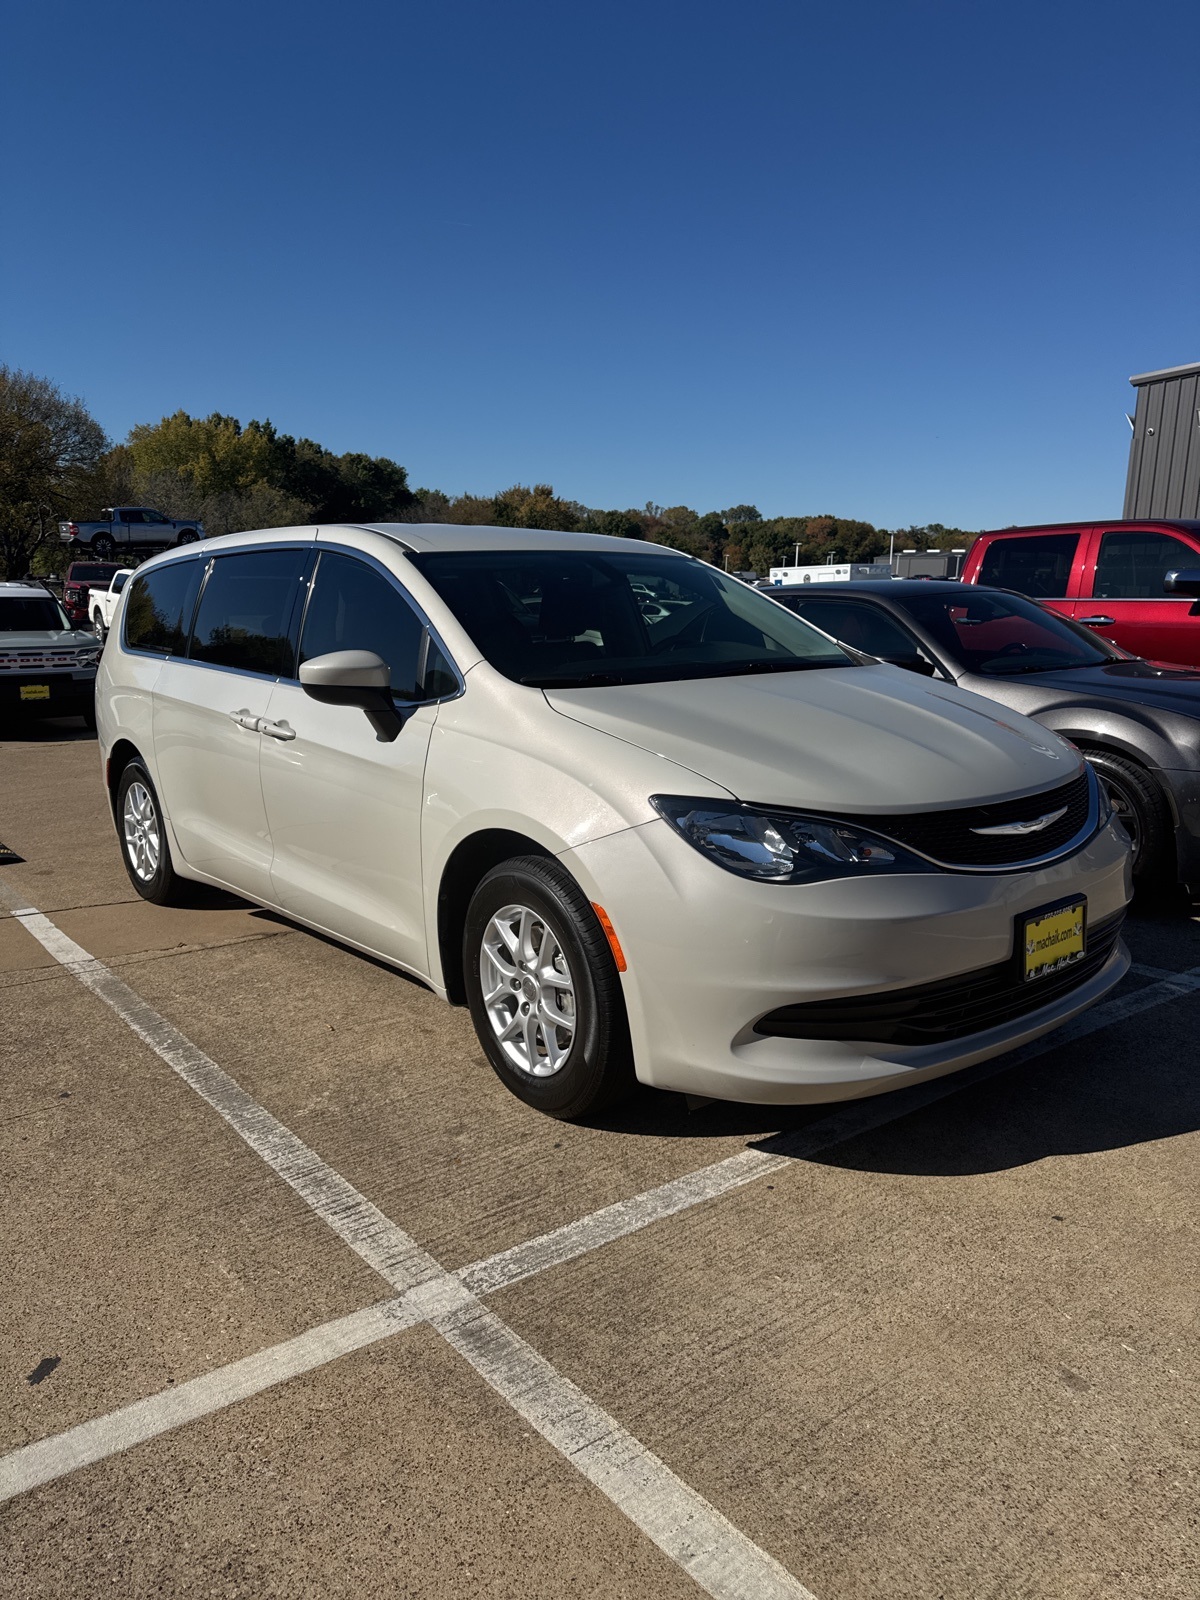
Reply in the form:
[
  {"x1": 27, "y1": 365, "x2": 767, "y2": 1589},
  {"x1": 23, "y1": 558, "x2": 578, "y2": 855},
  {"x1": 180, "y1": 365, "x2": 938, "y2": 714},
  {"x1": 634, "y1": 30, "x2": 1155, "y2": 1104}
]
[{"x1": 1023, "y1": 900, "x2": 1085, "y2": 981}]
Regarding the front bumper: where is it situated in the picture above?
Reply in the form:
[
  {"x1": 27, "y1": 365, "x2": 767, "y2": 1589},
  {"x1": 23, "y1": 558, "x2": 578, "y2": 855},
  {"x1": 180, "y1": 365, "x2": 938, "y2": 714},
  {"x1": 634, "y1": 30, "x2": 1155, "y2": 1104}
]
[
  {"x1": 0, "y1": 671, "x2": 96, "y2": 717},
  {"x1": 561, "y1": 815, "x2": 1133, "y2": 1104}
]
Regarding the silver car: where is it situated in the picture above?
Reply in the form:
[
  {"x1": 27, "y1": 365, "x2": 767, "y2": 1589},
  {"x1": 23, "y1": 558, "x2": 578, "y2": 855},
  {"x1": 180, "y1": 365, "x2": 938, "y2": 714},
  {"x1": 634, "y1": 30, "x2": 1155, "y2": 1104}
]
[{"x1": 95, "y1": 524, "x2": 1132, "y2": 1119}]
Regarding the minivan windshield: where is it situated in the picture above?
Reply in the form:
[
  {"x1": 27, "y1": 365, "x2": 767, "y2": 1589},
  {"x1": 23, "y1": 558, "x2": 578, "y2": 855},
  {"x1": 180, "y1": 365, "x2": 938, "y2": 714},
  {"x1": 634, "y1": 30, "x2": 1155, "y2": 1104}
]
[{"x1": 408, "y1": 550, "x2": 855, "y2": 687}]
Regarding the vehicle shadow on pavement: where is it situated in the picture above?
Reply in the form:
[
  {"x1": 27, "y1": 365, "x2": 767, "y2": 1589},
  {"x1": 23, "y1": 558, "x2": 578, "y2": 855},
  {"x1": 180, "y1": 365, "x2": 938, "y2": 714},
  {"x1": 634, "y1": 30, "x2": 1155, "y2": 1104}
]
[
  {"x1": 1, "y1": 718, "x2": 95, "y2": 744},
  {"x1": 595, "y1": 900, "x2": 1200, "y2": 1170},
  {"x1": 784, "y1": 1012, "x2": 1200, "y2": 1177}
]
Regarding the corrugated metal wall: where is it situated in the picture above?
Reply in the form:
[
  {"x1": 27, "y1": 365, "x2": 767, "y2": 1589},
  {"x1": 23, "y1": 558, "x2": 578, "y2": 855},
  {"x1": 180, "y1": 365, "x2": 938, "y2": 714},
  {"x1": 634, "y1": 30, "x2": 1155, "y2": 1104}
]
[{"x1": 1124, "y1": 362, "x2": 1200, "y2": 518}]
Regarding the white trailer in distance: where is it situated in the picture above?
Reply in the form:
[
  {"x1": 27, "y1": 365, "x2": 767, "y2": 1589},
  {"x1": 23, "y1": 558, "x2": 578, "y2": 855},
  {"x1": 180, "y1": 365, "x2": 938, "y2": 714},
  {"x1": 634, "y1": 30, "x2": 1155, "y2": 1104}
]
[{"x1": 767, "y1": 561, "x2": 893, "y2": 587}]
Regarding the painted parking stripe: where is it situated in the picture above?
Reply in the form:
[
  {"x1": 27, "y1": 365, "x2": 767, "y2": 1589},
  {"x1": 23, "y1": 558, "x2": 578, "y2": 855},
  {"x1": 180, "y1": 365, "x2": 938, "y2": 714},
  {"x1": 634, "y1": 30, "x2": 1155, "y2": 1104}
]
[
  {"x1": 13, "y1": 932, "x2": 1194, "y2": 1511},
  {"x1": 0, "y1": 881, "x2": 818, "y2": 1600},
  {"x1": 5, "y1": 879, "x2": 1197, "y2": 1594},
  {"x1": 461, "y1": 961, "x2": 1200, "y2": 1295},
  {"x1": 0, "y1": 1299, "x2": 421, "y2": 1504}
]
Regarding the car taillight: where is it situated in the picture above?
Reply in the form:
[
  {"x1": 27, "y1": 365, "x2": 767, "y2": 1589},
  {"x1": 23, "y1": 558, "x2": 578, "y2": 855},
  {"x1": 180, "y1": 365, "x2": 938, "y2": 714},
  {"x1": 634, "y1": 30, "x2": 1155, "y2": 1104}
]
[{"x1": 67, "y1": 522, "x2": 78, "y2": 535}]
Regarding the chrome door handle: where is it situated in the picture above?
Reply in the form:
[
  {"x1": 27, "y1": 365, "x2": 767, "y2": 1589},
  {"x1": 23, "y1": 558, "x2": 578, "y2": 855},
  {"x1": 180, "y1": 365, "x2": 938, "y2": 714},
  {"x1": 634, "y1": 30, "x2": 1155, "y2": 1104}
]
[
  {"x1": 259, "y1": 718, "x2": 296, "y2": 741},
  {"x1": 229, "y1": 709, "x2": 261, "y2": 731},
  {"x1": 1078, "y1": 615, "x2": 1116, "y2": 626}
]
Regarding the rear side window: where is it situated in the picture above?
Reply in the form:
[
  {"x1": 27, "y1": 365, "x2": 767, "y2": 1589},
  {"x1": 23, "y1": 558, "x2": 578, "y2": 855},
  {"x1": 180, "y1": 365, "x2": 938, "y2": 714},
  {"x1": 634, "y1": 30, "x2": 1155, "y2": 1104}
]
[
  {"x1": 299, "y1": 552, "x2": 430, "y2": 700},
  {"x1": 124, "y1": 560, "x2": 203, "y2": 655},
  {"x1": 1093, "y1": 530, "x2": 1200, "y2": 599},
  {"x1": 189, "y1": 549, "x2": 308, "y2": 676},
  {"x1": 978, "y1": 534, "x2": 1079, "y2": 598}
]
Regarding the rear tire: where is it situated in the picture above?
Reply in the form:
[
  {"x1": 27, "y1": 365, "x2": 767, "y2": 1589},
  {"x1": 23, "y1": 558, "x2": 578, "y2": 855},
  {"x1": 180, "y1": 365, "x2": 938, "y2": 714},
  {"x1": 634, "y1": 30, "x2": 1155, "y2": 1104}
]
[
  {"x1": 1086, "y1": 750, "x2": 1172, "y2": 887},
  {"x1": 91, "y1": 533, "x2": 115, "y2": 560},
  {"x1": 115, "y1": 760, "x2": 185, "y2": 905},
  {"x1": 463, "y1": 855, "x2": 634, "y2": 1120}
]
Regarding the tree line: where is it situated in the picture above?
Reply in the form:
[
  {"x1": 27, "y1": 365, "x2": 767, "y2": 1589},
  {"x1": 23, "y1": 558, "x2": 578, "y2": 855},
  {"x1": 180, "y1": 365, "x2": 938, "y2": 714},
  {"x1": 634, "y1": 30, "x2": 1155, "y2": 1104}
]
[{"x1": 0, "y1": 366, "x2": 978, "y2": 579}]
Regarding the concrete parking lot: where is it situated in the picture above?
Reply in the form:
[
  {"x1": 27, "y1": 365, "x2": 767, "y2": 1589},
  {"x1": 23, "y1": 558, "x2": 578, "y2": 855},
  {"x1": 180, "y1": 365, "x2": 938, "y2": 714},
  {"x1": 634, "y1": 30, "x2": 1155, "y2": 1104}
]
[{"x1": 2, "y1": 721, "x2": 1197, "y2": 1599}]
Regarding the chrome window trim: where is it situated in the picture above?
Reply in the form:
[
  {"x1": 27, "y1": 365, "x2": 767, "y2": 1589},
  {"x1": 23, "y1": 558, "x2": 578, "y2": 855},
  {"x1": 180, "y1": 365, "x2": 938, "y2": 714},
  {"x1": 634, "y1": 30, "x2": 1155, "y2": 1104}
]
[{"x1": 118, "y1": 538, "x2": 465, "y2": 704}]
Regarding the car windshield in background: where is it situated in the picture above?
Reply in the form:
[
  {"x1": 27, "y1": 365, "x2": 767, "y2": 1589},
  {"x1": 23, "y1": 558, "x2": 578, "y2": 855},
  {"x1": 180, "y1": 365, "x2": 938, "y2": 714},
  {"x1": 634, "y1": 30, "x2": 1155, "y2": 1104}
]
[
  {"x1": 69, "y1": 564, "x2": 121, "y2": 582},
  {"x1": 0, "y1": 596, "x2": 68, "y2": 632},
  {"x1": 901, "y1": 591, "x2": 1119, "y2": 675},
  {"x1": 408, "y1": 550, "x2": 854, "y2": 687}
]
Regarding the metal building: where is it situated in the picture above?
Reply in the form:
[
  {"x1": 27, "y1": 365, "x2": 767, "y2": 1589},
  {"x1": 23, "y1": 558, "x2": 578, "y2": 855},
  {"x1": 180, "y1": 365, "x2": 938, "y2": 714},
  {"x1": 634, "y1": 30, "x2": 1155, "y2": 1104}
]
[{"x1": 1124, "y1": 360, "x2": 1200, "y2": 519}]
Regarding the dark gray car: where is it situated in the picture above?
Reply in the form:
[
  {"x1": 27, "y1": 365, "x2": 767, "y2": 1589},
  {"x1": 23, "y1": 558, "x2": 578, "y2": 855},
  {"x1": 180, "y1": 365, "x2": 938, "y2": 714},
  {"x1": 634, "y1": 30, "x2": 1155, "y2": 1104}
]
[{"x1": 773, "y1": 579, "x2": 1200, "y2": 887}]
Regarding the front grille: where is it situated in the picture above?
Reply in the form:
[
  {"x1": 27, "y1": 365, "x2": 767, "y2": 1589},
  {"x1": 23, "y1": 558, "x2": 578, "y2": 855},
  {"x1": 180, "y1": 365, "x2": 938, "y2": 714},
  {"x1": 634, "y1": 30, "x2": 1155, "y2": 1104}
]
[
  {"x1": 0, "y1": 650, "x2": 84, "y2": 673},
  {"x1": 756, "y1": 908, "x2": 1125, "y2": 1047},
  {"x1": 858, "y1": 770, "x2": 1093, "y2": 869}
]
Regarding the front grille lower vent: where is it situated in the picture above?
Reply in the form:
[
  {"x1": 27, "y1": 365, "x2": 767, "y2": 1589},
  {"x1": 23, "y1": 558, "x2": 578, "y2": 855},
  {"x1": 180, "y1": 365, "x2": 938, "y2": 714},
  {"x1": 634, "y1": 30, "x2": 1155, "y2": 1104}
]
[
  {"x1": 756, "y1": 908, "x2": 1125, "y2": 1047},
  {"x1": 856, "y1": 770, "x2": 1093, "y2": 869}
]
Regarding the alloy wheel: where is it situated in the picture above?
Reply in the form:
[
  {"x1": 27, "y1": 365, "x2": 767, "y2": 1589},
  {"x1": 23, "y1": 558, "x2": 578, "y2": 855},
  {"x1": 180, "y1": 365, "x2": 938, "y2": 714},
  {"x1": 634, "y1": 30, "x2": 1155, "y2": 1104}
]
[
  {"x1": 479, "y1": 903, "x2": 576, "y2": 1077},
  {"x1": 122, "y1": 781, "x2": 161, "y2": 882},
  {"x1": 1104, "y1": 776, "x2": 1141, "y2": 865}
]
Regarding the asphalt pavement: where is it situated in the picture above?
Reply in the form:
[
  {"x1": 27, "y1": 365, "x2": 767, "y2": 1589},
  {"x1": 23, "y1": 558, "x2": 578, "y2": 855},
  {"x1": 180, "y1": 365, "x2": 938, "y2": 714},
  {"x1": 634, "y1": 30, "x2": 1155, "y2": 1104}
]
[{"x1": 2, "y1": 720, "x2": 1197, "y2": 1599}]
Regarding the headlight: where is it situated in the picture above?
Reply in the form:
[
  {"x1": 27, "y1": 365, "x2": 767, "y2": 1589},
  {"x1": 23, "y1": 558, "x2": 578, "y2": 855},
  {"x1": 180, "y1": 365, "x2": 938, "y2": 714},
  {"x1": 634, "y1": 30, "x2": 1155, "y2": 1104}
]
[
  {"x1": 650, "y1": 795, "x2": 937, "y2": 883},
  {"x1": 75, "y1": 648, "x2": 102, "y2": 666}
]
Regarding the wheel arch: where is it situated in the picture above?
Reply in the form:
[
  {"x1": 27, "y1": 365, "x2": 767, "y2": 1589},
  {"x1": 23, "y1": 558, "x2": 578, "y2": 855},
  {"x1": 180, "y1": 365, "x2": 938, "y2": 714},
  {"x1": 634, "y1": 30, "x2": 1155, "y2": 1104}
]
[
  {"x1": 436, "y1": 829, "x2": 555, "y2": 1004},
  {"x1": 105, "y1": 738, "x2": 144, "y2": 820}
]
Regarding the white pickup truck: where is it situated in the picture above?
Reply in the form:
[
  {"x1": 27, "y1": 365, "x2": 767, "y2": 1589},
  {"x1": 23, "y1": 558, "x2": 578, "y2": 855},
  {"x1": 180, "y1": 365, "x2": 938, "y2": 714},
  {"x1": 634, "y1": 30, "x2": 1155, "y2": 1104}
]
[
  {"x1": 59, "y1": 506, "x2": 205, "y2": 560},
  {"x1": 88, "y1": 568, "x2": 136, "y2": 641}
]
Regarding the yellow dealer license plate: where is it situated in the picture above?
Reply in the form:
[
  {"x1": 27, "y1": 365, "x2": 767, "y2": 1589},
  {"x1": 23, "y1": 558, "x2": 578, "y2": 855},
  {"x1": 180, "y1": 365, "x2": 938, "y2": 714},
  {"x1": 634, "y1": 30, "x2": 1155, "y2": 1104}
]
[
  {"x1": 1023, "y1": 899, "x2": 1086, "y2": 982},
  {"x1": 20, "y1": 684, "x2": 50, "y2": 701}
]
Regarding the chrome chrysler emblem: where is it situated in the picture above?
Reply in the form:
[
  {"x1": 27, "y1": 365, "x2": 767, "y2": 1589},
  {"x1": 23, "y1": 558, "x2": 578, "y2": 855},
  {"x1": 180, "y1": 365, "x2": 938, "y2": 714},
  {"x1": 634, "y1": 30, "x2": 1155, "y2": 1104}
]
[{"x1": 971, "y1": 805, "x2": 1068, "y2": 837}]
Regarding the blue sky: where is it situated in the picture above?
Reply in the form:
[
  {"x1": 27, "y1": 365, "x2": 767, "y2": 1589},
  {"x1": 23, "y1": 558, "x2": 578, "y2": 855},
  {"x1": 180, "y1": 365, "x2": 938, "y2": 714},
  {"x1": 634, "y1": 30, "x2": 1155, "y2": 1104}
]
[{"x1": 4, "y1": 0, "x2": 1198, "y2": 529}]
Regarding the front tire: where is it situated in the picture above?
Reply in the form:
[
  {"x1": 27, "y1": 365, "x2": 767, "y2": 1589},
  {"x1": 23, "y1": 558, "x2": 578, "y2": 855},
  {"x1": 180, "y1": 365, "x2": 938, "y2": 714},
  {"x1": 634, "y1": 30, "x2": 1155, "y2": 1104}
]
[
  {"x1": 115, "y1": 761, "x2": 184, "y2": 904},
  {"x1": 463, "y1": 856, "x2": 634, "y2": 1119},
  {"x1": 175, "y1": 529, "x2": 199, "y2": 546},
  {"x1": 1086, "y1": 750, "x2": 1172, "y2": 886}
]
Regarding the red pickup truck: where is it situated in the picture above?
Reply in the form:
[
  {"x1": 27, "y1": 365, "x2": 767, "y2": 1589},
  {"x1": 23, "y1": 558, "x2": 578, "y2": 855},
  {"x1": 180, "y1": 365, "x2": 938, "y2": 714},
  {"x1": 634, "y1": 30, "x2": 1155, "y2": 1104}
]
[
  {"x1": 60, "y1": 560, "x2": 124, "y2": 628},
  {"x1": 961, "y1": 519, "x2": 1200, "y2": 667}
]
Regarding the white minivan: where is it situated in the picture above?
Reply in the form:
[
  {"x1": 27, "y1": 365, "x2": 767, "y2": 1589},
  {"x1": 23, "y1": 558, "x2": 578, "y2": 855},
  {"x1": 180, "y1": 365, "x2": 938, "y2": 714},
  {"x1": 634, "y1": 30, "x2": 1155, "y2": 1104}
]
[{"x1": 96, "y1": 524, "x2": 1132, "y2": 1119}]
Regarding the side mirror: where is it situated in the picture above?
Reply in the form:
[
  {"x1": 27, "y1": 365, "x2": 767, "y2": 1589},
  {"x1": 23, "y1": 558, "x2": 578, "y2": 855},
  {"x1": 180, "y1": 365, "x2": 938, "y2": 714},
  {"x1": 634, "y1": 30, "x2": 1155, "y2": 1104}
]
[
  {"x1": 299, "y1": 650, "x2": 405, "y2": 742},
  {"x1": 1163, "y1": 568, "x2": 1200, "y2": 597}
]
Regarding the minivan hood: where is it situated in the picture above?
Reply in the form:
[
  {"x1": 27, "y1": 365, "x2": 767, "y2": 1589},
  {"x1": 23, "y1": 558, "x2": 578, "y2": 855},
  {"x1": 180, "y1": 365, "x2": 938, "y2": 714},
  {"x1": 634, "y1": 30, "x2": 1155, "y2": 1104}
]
[{"x1": 545, "y1": 665, "x2": 1079, "y2": 811}]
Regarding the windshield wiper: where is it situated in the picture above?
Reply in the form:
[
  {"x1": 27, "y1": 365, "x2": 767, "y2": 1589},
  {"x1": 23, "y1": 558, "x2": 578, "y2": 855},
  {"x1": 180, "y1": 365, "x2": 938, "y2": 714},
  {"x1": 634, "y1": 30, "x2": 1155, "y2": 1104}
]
[
  {"x1": 983, "y1": 660, "x2": 1103, "y2": 676},
  {"x1": 520, "y1": 670, "x2": 640, "y2": 688},
  {"x1": 710, "y1": 657, "x2": 850, "y2": 676}
]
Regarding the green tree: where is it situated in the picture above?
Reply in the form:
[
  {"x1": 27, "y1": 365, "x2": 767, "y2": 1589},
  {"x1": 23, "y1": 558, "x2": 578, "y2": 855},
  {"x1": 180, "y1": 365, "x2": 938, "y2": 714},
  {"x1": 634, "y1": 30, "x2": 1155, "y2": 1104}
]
[
  {"x1": 0, "y1": 367, "x2": 109, "y2": 577},
  {"x1": 122, "y1": 411, "x2": 415, "y2": 535},
  {"x1": 490, "y1": 483, "x2": 584, "y2": 530},
  {"x1": 583, "y1": 508, "x2": 645, "y2": 540}
]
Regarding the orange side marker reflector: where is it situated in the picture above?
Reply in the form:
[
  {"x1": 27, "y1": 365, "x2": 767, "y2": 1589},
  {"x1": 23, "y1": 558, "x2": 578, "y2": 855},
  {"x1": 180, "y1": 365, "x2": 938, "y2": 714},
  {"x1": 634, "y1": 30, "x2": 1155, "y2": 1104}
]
[{"x1": 591, "y1": 903, "x2": 627, "y2": 972}]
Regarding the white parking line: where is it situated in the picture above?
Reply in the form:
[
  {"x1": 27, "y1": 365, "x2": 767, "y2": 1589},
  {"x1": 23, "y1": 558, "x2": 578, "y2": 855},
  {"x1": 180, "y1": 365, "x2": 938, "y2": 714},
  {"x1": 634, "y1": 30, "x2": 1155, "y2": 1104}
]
[
  {"x1": 4, "y1": 877, "x2": 1198, "y2": 1597},
  {"x1": 0, "y1": 1299, "x2": 422, "y2": 1503},
  {"x1": 461, "y1": 960, "x2": 1200, "y2": 1294},
  {"x1": 0, "y1": 881, "x2": 816, "y2": 1600}
]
